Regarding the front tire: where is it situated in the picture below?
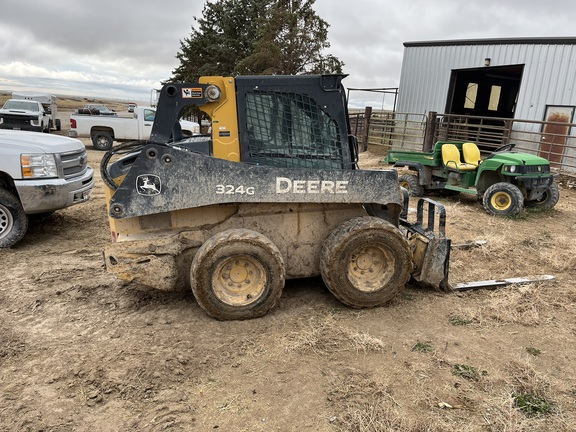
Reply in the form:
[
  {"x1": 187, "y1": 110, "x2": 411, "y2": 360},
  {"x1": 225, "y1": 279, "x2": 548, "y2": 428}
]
[
  {"x1": 320, "y1": 217, "x2": 412, "y2": 308},
  {"x1": 0, "y1": 189, "x2": 29, "y2": 248},
  {"x1": 398, "y1": 173, "x2": 424, "y2": 197},
  {"x1": 526, "y1": 183, "x2": 559, "y2": 210},
  {"x1": 92, "y1": 132, "x2": 114, "y2": 151},
  {"x1": 190, "y1": 229, "x2": 285, "y2": 320},
  {"x1": 482, "y1": 182, "x2": 524, "y2": 216}
]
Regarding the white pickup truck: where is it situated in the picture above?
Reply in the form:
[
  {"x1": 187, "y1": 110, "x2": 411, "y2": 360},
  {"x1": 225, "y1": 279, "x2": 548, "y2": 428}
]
[
  {"x1": 0, "y1": 99, "x2": 52, "y2": 133},
  {"x1": 0, "y1": 130, "x2": 94, "y2": 247},
  {"x1": 69, "y1": 106, "x2": 200, "y2": 150}
]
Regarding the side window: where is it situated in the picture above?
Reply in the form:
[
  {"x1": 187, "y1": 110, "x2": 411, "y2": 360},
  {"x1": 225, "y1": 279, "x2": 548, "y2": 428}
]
[
  {"x1": 144, "y1": 109, "x2": 156, "y2": 122},
  {"x1": 244, "y1": 91, "x2": 342, "y2": 169}
]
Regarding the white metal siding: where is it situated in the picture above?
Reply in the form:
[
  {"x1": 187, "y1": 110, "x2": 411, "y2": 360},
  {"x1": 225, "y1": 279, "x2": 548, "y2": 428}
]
[{"x1": 397, "y1": 42, "x2": 576, "y2": 124}]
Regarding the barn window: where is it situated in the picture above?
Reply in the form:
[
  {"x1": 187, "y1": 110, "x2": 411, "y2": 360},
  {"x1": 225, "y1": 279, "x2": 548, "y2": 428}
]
[
  {"x1": 464, "y1": 82, "x2": 478, "y2": 109},
  {"x1": 488, "y1": 85, "x2": 502, "y2": 111}
]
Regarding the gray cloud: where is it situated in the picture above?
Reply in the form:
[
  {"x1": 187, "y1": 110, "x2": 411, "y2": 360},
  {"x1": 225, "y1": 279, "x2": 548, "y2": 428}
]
[{"x1": 0, "y1": 0, "x2": 574, "y2": 106}]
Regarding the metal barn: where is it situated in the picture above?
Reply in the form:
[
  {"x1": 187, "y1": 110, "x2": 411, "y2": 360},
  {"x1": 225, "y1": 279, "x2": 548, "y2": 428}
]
[{"x1": 395, "y1": 37, "x2": 576, "y2": 171}]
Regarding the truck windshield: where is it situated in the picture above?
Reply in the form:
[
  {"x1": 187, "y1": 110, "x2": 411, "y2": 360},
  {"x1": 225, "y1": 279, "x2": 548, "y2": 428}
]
[{"x1": 3, "y1": 100, "x2": 39, "y2": 111}]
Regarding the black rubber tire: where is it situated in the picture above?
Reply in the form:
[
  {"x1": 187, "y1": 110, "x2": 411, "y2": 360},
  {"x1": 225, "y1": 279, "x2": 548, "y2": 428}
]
[
  {"x1": 56, "y1": 119, "x2": 62, "y2": 131},
  {"x1": 92, "y1": 132, "x2": 114, "y2": 151},
  {"x1": 190, "y1": 229, "x2": 285, "y2": 320},
  {"x1": 398, "y1": 173, "x2": 424, "y2": 197},
  {"x1": 526, "y1": 183, "x2": 560, "y2": 210},
  {"x1": 320, "y1": 217, "x2": 412, "y2": 308},
  {"x1": 0, "y1": 189, "x2": 29, "y2": 248},
  {"x1": 482, "y1": 182, "x2": 524, "y2": 216}
]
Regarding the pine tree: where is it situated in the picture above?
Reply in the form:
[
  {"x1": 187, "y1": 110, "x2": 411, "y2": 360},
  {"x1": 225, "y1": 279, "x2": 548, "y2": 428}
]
[{"x1": 171, "y1": 0, "x2": 343, "y2": 81}]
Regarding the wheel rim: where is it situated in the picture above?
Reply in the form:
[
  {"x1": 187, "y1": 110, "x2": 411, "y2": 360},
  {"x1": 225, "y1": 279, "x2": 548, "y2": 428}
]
[
  {"x1": 97, "y1": 137, "x2": 108, "y2": 148},
  {"x1": 533, "y1": 190, "x2": 549, "y2": 204},
  {"x1": 212, "y1": 255, "x2": 267, "y2": 306},
  {"x1": 490, "y1": 191, "x2": 512, "y2": 211},
  {"x1": 348, "y1": 244, "x2": 394, "y2": 292},
  {"x1": 399, "y1": 180, "x2": 410, "y2": 190},
  {"x1": 0, "y1": 203, "x2": 14, "y2": 239}
]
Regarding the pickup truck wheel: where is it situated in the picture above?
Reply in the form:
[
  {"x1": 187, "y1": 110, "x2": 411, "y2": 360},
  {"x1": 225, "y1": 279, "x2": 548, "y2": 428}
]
[
  {"x1": 92, "y1": 132, "x2": 114, "y2": 151},
  {"x1": 482, "y1": 182, "x2": 524, "y2": 216},
  {"x1": 190, "y1": 229, "x2": 285, "y2": 320},
  {"x1": 0, "y1": 189, "x2": 29, "y2": 248},
  {"x1": 56, "y1": 119, "x2": 62, "y2": 131},
  {"x1": 320, "y1": 217, "x2": 412, "y2": 308},
  {"x1": 398, "y1": 173, "x2": 424, "y2": 196}
]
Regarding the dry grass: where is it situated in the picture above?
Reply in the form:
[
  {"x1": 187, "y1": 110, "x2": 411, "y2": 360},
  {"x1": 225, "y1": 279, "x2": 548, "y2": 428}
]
[
  {"x1": 282, "y1": 314, "x2": 386, "y2": 354},
  {"x1": 0, "y1": 90, "x2": 128, "y2": 111}
]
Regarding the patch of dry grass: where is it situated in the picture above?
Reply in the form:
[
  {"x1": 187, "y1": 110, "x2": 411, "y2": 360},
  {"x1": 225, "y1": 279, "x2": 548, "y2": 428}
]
[
  {"x1": 282, "y1": 314, "x2": 386, "y2": 354},
  {"x1": 452, "y1": 282, "x2": 576, "y2": 327}
]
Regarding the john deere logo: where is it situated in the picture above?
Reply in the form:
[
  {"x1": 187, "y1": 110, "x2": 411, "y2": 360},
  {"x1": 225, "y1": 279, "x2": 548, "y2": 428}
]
[{"x1": 136, "y1": 175, "x2": 161, "y2": 196}]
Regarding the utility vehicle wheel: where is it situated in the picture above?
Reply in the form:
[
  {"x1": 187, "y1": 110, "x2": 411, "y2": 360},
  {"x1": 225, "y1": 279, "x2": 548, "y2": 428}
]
[
  {"x1": 92, "y1": 132, "x2": 114, "y2": 151},
  {"x1": 526, "y1": 183, "x2": 559, "y2": 210},
  {"x1": 190, "y1": 229, "x2": 285, "y2": 320},
  {"x1": 320, "y1": 217, "x2": 412, "y2": 308},
  {"x1": 398, "y1": 173, "x2": 424, "y2": 197},
  {"x1": 0, "y1": 189, "x2": 29, "y2": 248},
  {"x1": 482, "y1": 182, "x2": 524, "y2": 216}
]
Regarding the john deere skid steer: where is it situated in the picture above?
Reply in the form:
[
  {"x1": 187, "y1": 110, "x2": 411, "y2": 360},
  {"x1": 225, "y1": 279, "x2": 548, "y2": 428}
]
[{"x1": 101, "y1": 75, "x2": 450, "y2": 320}]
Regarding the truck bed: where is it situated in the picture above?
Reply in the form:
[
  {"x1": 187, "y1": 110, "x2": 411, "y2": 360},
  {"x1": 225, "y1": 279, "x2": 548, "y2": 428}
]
[{"x1": 384, "y1": 149, "x2": 438, "y2": 167}]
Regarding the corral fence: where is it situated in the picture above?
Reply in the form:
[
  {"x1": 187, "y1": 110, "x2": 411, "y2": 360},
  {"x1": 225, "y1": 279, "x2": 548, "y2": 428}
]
[{"x1": 349, "y1": 108, "x2": 576, "y2": 173}]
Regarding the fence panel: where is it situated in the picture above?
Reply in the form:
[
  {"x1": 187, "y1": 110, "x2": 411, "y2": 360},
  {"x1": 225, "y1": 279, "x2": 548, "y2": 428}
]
[{"x1": 353, "y1": 108, "x2": 576, "y2": 172}]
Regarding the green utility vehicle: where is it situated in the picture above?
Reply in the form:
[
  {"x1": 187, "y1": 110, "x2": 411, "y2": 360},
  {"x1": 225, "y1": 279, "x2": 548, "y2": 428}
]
[{"x1": 384, "y1": 141, "x2": 559, "y2": 216}]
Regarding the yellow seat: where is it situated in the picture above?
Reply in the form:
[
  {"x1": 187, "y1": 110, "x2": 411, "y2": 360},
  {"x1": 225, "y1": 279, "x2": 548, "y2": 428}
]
[
  {"x1": 442, "y1": 144, "x2": 477, "y2": 171},
  {"x1": 462, "y1": 142, "x2": 481, "y2": 167}
]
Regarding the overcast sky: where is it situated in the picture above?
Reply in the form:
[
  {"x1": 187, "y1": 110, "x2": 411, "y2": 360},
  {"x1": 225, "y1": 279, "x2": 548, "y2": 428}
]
[{"x1": 0, "y1": 0, "x2": 574, "y2": 108}]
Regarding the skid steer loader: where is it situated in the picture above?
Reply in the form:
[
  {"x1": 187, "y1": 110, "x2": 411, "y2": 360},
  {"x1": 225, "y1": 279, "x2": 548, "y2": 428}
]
[{"x1": 101, "y1": 75, "x2": 450, "y2": 320}]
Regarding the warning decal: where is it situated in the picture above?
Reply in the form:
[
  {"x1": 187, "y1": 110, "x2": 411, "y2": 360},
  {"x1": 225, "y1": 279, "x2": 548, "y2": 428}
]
[{"x1": 182, "y1": 88, "x2": 203, "y2": 98}]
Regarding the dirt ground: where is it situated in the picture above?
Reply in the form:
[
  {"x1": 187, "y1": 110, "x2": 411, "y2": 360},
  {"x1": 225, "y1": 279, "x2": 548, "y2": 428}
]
[{"x1": 1, "y1": 120, "x2": 576, "y2": 431}]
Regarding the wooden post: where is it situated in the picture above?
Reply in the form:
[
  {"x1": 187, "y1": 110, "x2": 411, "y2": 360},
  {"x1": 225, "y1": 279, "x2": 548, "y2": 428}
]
[
  {"x1": 361, "y1": 106, "x2": 372, "y2": 152},
  {"x1": 423, "y1": 111, "x2": 437, "y2": 152}
]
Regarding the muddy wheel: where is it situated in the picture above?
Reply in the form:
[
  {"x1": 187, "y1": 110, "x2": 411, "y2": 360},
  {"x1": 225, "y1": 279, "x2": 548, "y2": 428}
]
[
  {"x1": 0, "y1": 189, "x2": 28, "y2": 248},
  {"x1": 526, "y1": 183, "x2": 559, "y2": 209},
  {"x1": 92, "y1": 132, "x2": 114, "y2": 151},
  {"x1": 320, "y1": 217, "x2": 412, "y2": 308},
  {"x1": 482, "y1": 182, "x2": 524, "y2": 216},
  {"x1": 190, "y1": 229, "x2": 285, "y2": 320},
  {"x1": 398, "y1": 173, "x2": 424, "y2": 197}
]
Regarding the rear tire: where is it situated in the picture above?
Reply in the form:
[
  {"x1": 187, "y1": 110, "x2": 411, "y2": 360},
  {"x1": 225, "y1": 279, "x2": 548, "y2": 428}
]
[
  {"x1": 398, "y1": 173, "x2": 424, "y2": 197},
  {"x1": 526, "y1": 183, "x2": 559, "y2": 209},
  {"x1": 0, "y1": 189, "x2": 28, "y2": 248},
  {"x1": 482, "y1": 182, "x2": 524, "y2": 216},
  {"x1": 320, "y1": 217, "x2": 412, "y2": 308},
  {"x1": 92, "y1": 132, "x2": 114, "y2": 151},
  {"x1": 190, "y1": 229, "x2": 285, "y2": 320}
]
